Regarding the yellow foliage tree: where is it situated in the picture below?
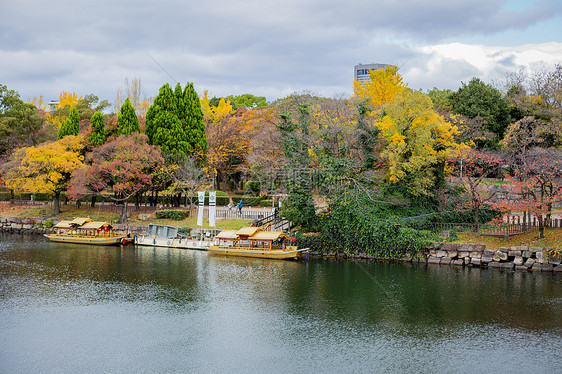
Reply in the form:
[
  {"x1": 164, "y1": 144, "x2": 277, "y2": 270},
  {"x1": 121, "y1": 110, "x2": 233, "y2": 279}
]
[
  {"x1": 353, "y1": 65, "x2": 407, "y2": 112},
  {"x1": 376, "y1": 89, "x2": 460, "y2": 195},
  {"x1": 3, "y1": 136, "x2": 84, "y2": 215},
  {"x1": 59, "y1": 91, "x2": 81, "y2": 108}
]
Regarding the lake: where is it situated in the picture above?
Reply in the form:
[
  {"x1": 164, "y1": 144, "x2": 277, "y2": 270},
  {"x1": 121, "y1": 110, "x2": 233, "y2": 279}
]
[{"x1": 1, "y1": 234, "x2": 560, "y2": 373}]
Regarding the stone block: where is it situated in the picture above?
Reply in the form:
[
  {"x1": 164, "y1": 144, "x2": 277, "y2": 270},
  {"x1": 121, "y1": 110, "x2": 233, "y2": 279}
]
[
  {"x1": 515, "y1": 265, "x2": 528, "y2": 271},
  {"x1": 500, "y1": 262, "x2": 514, "y2": 270},
  {"x1": 440, "y1": 243, "x2": 455, "y2": 251},
  {"x1": 538, "y1": 264, "x2": 554, "y2": 272},
  {"x1": 457, "y1": 251, "x2": 470, "y2": 258},
  {"x1": 498, "y1": 247, "x2": 510, "y2": 253},
  {"x1": 464, "y1": 257, "x2": 471, "y2": 265},
  {"x1": 529, "y1": 247, "x2": 542, "y2": 254},
  {"x1": 508, "y1": 250, "x2": 522, "y2": 257},
  {"x1": 483, "y1": 249, "x2": 495, "y2": 256},
  {"x1": 549, "y1": 256, "x2": 561, "y2": 266},
  {"x1": 447, "y1": 251, "x2": 458, "y2": 258},
  {"x1": 471, "y1": 258, "x2": 482, "y2": 266},
  {"x1": 427, "y1": 257, "x2": 440, "y2": 264},
  {"x1": 452, "y1": 259, "x2": 464, "y2": 266},
  {"x1": 522, "y1": 251, "x2": 533, "y2": 259},
  {"x1": 481, "y1": 255, "x2": 494, "y2": 263},
  {"x1": 470, "y1": 251, "x2": 482, "y2": 259},
  {"x1": 440, "y1": 258, "x2": 452, "y2": 265},
  {"x1": 524, "y1": 258, "x2": 536, "y2": 267},
  {"x1": 429, "y1": 249, "x2": 437, "y2": 256},
  {"x1": 436, "y1": 250, "x2": 448, "y2": 258},
  {"x1": 514, "y1": 245, "x2": 528, "y2": 252},
  {"x1": 513, "y1": 256, "x2": 524, "y2": 266},
  {"x1": 529, "y1": 263, "x2": 542, "y2": 271},
  {"x1": 553, "y1": 265, "x2": 562, "y2": 272},
  {"x1": 488, "y1": 262, "x2": 502, "y2": 268},
  {"x1": 493, "y1": 251, "x2": 508, "y2": 261},
  {"x1": 535, "y1": 251, "x2": 545, "y2": 264}
]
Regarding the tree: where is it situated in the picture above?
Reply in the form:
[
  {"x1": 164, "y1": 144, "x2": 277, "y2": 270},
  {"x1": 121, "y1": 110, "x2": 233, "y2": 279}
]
[
  {"x1": 494, "y1": 148, "x2": 562, "y2": 239},
  {"x1": 353, "y1": 65, "x2": 407, "y2": 113},
  {"x1": 169, "y1": 154, "x2": 207, "y2": 210},
  {"x1": 57, "y1": 107, "x2": 80, "y2": 139},
  {"x1": 88, "y1": 110, "x2": 106, "y2": 146},
  {"x1": 449, "y1": 78, "x2": 511, "y2": 147},
  {"x1": 375, "y1": 89, "x2": 460, "y2": 196},
  {"x1": 117, "y1": 98, "x2": 140, "y2": 135},
  {"x1": 145, "y1": 82, "x2": 206, "y2": 157},
  {"x1": 69, "y1": 133, "x2": 163, "y2": 223},
  {"x1": 2, "y1": 136, "x2": 84, "y2": 215},
  {"x1": 0, "y1": 84, "x2": 45, "y2": 159},
  {"x1": 447, "y1": 147, "x2": 503, "y2": 231},
  {"x1": 225, "y1": 94, "x2": 268, "y2": 110}
]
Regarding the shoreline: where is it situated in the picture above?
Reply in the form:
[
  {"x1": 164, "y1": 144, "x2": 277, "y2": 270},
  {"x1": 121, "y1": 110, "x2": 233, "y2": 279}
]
[{"x1": 2, "y1": 216, "x2": 561, "y2": 273}]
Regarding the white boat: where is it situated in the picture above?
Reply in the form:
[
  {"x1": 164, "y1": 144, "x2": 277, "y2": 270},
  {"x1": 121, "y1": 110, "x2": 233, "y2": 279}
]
[{"x1": 134, "y1": 224, "x2": 212, "y2": 250}]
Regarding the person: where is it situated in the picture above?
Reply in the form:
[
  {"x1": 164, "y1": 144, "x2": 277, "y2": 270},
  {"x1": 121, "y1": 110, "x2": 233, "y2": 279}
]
[
  {"x1": 237, "y1": 200, "x2": 243, "y2": 215},
  {"x1": 227, "y1": 202, "x2": 233, "y2": 211}
]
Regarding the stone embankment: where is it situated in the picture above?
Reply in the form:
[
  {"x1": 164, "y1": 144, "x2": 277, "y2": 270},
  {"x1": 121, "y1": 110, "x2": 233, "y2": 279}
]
[
  {"x1": 424, "y1": 243, "x2": 562, "y2": 272},
  {"x1": 0, "y1": 217, "x2": 146, "y2": 235}
]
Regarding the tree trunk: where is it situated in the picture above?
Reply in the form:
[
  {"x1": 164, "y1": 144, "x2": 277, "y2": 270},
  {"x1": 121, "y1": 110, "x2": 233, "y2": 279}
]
[
  {"x1": 90, "y1": 195, "x2": 97, "y2": 208},
  {"x1": 53, "y1": 191, "x2": 61, "y2": 216},
  {"x1": 118, "y1": 201, "x2": 128, "y2": 224},
  {"x1": 537, "y1": 215, "x2": 544, "y2": 239},
  {"x1": 473, "y1": 206, "x2": 479, "y2": 233}
]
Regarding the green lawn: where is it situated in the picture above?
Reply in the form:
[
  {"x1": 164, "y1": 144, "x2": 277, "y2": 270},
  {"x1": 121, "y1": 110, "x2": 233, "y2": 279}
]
[{"x1": 454, "y1": 228, "x2": 562, "y2": 250}]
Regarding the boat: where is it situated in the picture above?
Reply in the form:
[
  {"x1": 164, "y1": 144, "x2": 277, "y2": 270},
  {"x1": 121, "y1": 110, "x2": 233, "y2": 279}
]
[
  {"x1": 134, "y1": 224, "x2": 213, "y2": 250},
  {"x1": 44, "y1": 218, "x2": 126, "y2": 246},
  {"x1": 208, "y1": 227, "x2": 308, "y2": 260}
]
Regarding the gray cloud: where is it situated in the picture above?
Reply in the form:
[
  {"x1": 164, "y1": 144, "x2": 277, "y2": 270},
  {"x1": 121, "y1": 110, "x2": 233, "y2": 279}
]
[{"x1": 1, "y1": 0, "x2": 561, "y2": 104}]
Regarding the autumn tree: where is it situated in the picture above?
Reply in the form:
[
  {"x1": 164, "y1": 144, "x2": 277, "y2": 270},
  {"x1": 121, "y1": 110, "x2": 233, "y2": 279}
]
[
  {"x1": 353, "y1": 65, "x2": 406, "y2": 113},
  {"x1": 447, "y1": 147, "x2": 503, "y2": 231},
  {"x1": 2, "y1": 135, "x2": 84, "y2": 215},
  {"x1": 88, "y1": 110, "x2": 106, "y2": 146},
  {"x1": 225, "y1": 94, "x2": 268, "y2": 110},
  {"x1": 57, "y1": 107, "x2": 80, "y2": 139},
  {"x1": 117, "y1": 98, "x2": 140, "y2": 135},
  {"x1": 0, "y1": 84, "x2": 45, "y2": 159},
  {"x1": 69, "y1": 133, "x2": 163, "y2": 223},
  {"x1": 495, "y1": 148, "x2": 562, "y2": 239}
]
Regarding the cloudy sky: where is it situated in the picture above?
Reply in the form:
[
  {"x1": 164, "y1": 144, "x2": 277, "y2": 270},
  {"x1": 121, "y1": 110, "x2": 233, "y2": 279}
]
[{"x1": 2, "y1": 0, "x2": 562, "y2": 107}]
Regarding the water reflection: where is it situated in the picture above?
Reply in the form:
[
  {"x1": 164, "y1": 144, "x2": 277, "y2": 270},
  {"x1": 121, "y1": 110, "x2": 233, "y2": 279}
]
[{"x1": 0, "y1": 234, "x2": 561, "y2": 373}]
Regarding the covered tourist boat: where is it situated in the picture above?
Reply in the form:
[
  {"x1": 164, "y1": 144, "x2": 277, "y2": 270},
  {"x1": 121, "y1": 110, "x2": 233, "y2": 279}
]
[
  {"x1": 208, "y1": 227, "x2": 308, "y2": 260},
  {"x1": 134, "y1": 224, "x2": 213, "y2": 250},
  {"x1": 44, "y1": 218, "x2": 126, "y2": 245}
]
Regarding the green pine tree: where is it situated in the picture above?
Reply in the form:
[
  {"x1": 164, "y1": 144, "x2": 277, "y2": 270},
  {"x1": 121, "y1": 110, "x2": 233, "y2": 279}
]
[
  {"x1": 117, "y1": 98, "x2": 140, "y2": 135},
  {"x1": 88, "y1": 110, "x2": 106, "y2": 146},
  {"x1": 57, "y1": 107, "x2": 80, "y2": 140}
]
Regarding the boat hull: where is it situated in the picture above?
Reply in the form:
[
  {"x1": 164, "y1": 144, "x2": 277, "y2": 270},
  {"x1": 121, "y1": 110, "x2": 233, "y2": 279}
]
[
  {"x1": 44, "y1": 234, "x2": 126, "y2": 246},
  {"x1": 135, "y1": 236, "x2": 210, "y2": 250},
  {"x1": 208, "y1": 246, "x2": 307, "y2": 260}
]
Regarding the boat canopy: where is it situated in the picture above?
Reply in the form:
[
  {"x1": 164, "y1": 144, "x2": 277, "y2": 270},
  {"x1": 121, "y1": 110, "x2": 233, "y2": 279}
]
[
  {"x1": 147, "y1": 224, "x2": 179, "y2": 239},
  {"x1": 69, "y1": 217, "x2": 92, "y2": 226},
  {"x1": 80, "y1": 221, "x2": 113, "y2": 230},
  {"x1": 236, "y1": 227, "x2": 262, "y2": 237},
  {"x1": 54, "y1": 220, "x2": 74, "y2": 229},
  {"x1": 215, "y1": 230, "x2": 238, "y2": 240},
  {"x1": 249, "y1": 231, "x2": 289, "y2": 241}
]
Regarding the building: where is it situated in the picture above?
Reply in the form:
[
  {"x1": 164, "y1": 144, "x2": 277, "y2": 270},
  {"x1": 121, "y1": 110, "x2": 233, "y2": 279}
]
[
  {"x1": 354, "y1": 63, "x2": 391, "y2": 83},
  {"x1": 47, "y1": 100, "x2": 59, "y2": 112}
]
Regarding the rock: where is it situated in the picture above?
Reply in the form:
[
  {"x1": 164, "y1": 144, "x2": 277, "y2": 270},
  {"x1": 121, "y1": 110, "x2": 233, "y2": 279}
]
[
  {"x1": 436, "y1": 250, "x2": 448, "y2": 258},
  {"x1": 429, "y1": 249, "x2": 437, "y2": 256},
  {"x1": 522, "y1": 251, "x2": 533, "y2": 258},
  {"x1": 549, "y1": 256, "x2": 561, "y2": 266},
  {"x1": 428, "y1": 257, "x2": 440, "y2": 264},
  {"x1": 538, "y1": 264, "x2": 554, "y2": 272},
  {"x1": 440, "y1": 258, "x2": 452, "y2": 265},
  {"x1": 508, "y1": 250, "x2": 522, "y2": 257},
  {"x1": 452, "y1": 259, "x2": 464, "y2": 266},
  {"x1": 513, "y1": 256, "x2": 524, "y2": 266},
  {"x1": 500, "y1": 262, "x2": 514, "y2": 270},
  {"x1": 524, "y1": 258, "x2": 536, "y2": 268},
  {"x1": 493, "y1": 251, "x2": 508, "y2": 261},
  {"x1": 440, "y1": 243, "x2": 455, "y2": 251},
  {"x1": 498, "y1": 247, "x2": 509, "y2": 253},
  {"x1": 535, "y1": 251, "x2": 545, "y2": 264},
  {"x1": 514, "y1": 245, "x2": 529, "y2": 252},
  {"x1": 515, "y1": 265, "x2": 528, "y2": 271},
  {"x1": 529, "y1": 262, "x2": 542, "y2": 271},
  {"x1": 483, "y1": 249, "x2": 495, "y2": 256},
  {"x1": 553, "y1": 265, "x2": 562, "y2": 272},
  {"x1": 488, "y1": 262, "x2": 501, "y2": 268},
  {"x1": 471, "y1": 258, "x2": 482, "y2": 266},
  {"x1": 458, "y1": 251, "x2": 470, "y2": 258},
  {"x1": 481, "y1": 255, "x2": 493, "y2": 263},
  {"x1": 470, "y1": 251, "x2": 482, "y2": 259},
  {"x1": 447, "y1": 251, "x2": 458, "y2": 258},
  {"x1": 464, "y1": 257, "x2": 471, "y2": 265}
]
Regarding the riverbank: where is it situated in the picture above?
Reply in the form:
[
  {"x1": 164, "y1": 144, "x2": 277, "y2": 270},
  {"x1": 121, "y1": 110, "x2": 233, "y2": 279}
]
[{"x1": 4, "y1": 216, "x2": 561, "y2": 274}]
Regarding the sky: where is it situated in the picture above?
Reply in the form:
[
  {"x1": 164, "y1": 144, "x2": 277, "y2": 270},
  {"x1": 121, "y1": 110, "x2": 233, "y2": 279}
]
[{"x1": 1, "y1": 0, "x2": 562, "y2": 108}]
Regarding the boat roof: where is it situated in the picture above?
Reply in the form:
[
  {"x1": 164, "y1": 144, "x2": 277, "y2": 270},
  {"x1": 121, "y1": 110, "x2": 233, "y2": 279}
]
[
  {"x1": 54, "y1": 220, "x2": 74, "y2": 228},
  {"x1": 69, "y1": 217, "x2": 92, "y2": 226},
  {"x1": 236, "y1": 227, "x2": 262, "y2": 237},
  {"x1": 249, "y1": 231, "x2": 289, "y2": 241},
  {"x1": 215, "y1": 230, "x2": 239, "y2": 240},
  {"x1": 80, "y1": 221, "x2": 113, "y2": 230}
]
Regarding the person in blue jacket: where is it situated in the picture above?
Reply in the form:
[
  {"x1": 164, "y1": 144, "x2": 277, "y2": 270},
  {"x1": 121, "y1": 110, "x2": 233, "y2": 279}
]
[{"x1": 237, "y1": 200, "x2": 243, "y2": 215}]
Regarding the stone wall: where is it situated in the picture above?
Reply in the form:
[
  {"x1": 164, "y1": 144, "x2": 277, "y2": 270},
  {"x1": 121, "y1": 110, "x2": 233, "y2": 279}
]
[
  {"x1": 0, "y1": 217, "x2": 55, "y2": 234},
  {"x1": 425, "y1": 243, "x2": 562, "y2": 272}
]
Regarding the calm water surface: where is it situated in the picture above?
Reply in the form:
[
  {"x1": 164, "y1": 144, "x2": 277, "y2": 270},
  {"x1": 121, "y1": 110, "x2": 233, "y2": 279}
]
[{"x1": 1, "y1": 234, "x2": 561, "y2": 373}]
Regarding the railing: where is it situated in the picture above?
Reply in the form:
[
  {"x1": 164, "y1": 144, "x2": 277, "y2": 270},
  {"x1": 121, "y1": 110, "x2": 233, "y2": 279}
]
[{"x1": 434, "y1": 218, "x2": 562, "y2": 238}]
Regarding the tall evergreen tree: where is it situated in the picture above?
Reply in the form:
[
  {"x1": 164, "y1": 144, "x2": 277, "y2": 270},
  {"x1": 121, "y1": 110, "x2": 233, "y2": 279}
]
[
  {"x1": 145, "y1": 82, "x2": 206, "y2": 157},
  {"x1": 117, "y1": 98, "x2": 140, "y2": 135},
  {"x1": 88, "y1": 110, "x2": 106, "y2": 146},
  {"x1": 57, "y1": 107, "x2": 80, "y2": 140}
]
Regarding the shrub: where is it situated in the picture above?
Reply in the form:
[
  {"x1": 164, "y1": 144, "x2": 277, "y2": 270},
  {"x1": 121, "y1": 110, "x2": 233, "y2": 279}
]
[
  {"x1": 44, "y1": 219, "x2": 54, "y2": 228},
  {"x1": 155, "y1": 210, "x2": 190, "y2": 220}
]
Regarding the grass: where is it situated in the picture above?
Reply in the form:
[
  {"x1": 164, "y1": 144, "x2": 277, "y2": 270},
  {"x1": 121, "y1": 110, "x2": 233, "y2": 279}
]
[
  {"x1": 0, "y1": 204, "x2": 252, "y2": 231},
  {"x1": 453, "y1": 228, "x2": 562, "y2": 250}
]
